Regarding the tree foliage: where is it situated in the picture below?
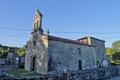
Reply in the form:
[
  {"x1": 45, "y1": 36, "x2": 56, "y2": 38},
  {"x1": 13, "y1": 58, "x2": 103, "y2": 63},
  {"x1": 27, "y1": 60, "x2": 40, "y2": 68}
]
[
  {"x1": 106, "y1": 47, "x2": 117, "y2": 56},
  {"x1": 106, "y1": 40, "x2": 120, "y2": 64},
  {"x1": 0, "y1": 48, "x2": 4, "y2": 56},
  {"x1": 16, "y1": 48, "x2": 26, "y2": 56},
  {"x1": 112, "y1": 52, "x2": 120, "y2": 60},
  {"x1": 112, "y1": 40, "x2": 120, "y2": 51},
  {"x1": 0, "y1": 44, "x2": 26, "y2": 57},
  {"x1": 16, "y1": 44, "x2": 27, "y2": 56}
]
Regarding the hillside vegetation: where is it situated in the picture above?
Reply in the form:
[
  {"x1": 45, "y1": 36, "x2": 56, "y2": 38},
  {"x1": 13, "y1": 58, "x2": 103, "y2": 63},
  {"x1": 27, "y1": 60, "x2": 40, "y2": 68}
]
[
  {"x1": 106, "y1": 40, "x2": 120, "y2": 64},
  {"x1": 0, "y1": 44, "x2": 26, "y2": 58}
]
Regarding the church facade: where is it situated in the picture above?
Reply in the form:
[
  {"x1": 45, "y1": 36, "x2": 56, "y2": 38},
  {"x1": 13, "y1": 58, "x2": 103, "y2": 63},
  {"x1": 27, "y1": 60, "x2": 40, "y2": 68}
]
[{"x1": 25, "y1": 10, "x2": 107, "y2": 74}]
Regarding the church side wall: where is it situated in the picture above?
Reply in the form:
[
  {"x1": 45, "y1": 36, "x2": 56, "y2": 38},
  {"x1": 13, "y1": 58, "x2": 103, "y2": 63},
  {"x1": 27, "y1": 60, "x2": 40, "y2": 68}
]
[
  {"x1": 91, "y1": 38, "x2": 107, "y2": 66},
  {"x1": 48, "y1": 40, "x2": 97, "y2": 72}
]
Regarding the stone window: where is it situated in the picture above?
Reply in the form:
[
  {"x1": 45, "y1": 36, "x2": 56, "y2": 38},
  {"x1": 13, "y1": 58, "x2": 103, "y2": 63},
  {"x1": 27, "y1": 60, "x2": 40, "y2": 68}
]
[{"x1": 77, "y1": 48, "x2": 81, "y2": 56}]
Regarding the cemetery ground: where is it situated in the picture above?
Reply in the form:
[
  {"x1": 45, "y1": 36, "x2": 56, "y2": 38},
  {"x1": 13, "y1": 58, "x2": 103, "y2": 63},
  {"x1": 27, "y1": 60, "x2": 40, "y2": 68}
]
[
  {"x1": 6, "y1": 68, "x2": 36, "y2": 78},
  {"x1": 0, "y1": 66, "x2": 43, "y2": 79},
  {"x1": 1, "y1": 65, "x2": 120, "y2": 79}
]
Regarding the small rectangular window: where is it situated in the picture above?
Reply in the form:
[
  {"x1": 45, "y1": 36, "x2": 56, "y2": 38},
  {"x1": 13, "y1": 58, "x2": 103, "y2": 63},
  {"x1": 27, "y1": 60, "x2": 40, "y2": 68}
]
[
  {"x1": 78, "y1": 60, "x2": 82, "y2": 70},
  {"x1": 77, "y1": 48, "x2": 81, "y2": 56},
  {"x1": 33, "y1": 41, "x2": 36, "y2": 46}
]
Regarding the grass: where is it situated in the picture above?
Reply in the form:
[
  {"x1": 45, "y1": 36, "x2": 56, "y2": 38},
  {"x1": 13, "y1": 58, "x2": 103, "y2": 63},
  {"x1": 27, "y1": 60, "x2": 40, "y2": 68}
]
[
  {"x1": 6, "y1": 68, "x2": 37, "y2": 78},
  {"x1": 111, "y1": 60, "x2": 120, "y2": 64}
]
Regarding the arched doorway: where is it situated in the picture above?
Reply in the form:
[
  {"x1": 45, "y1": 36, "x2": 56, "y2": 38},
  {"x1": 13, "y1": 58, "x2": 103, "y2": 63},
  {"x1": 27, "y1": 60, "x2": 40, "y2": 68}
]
[{"x1": 31, "y1": 56, "x2": 36, "y2": 71}]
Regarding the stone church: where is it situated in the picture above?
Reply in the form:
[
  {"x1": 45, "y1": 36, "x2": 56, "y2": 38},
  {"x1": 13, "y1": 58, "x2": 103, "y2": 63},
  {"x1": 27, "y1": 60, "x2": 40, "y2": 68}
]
[{"x1": 25, "y1": 10, "x2": 107, "y2": 74}]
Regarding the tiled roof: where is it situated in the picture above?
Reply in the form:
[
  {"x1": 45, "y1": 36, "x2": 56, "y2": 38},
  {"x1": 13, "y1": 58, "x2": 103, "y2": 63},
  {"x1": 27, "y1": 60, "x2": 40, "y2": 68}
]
[
  {"x1": 77, "y1": 36, "x2": 105, "y2": 42},
  {"x1": 48, "y1": 35, "x2": 95, "y2": 47}
]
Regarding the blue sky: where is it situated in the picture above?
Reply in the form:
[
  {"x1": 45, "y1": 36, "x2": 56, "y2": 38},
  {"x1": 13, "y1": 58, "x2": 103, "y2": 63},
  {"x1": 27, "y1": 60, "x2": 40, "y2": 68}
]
[{"x1": 0, "y1": 0, "x2": 120, "y2": 47}]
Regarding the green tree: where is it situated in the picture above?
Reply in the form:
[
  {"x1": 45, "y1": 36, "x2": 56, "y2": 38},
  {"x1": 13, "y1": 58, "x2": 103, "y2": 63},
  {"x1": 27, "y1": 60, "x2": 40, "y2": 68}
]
[
  {"x1": 16, "y1": 48, "x2": 26, "y2": 56},
  {"x1": 0, "y1": 48, "x2": 4, "y2": 56},
  {"x1": 112, "y1": 40, "x2": 120, "y2": 51},
  {"x1": 112, "y1": 52, "x2": 120, "y2": 60},
  {"x1": 106, "y1": 40, "x2": 120, "y2": 64},
  {"x1": 16, "y1": 44, "x2": 27, "y2": 56},
  {"x1": 106, "y1": 47, "x2": 117, "y2": 56},
  {"x1": 106, "y1": 47, "x2": 118, "y2": 63}
]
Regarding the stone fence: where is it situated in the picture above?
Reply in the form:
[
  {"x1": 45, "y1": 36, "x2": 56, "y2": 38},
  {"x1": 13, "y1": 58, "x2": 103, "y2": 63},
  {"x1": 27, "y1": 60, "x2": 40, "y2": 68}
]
[
  {"x1": 0, "y1": 65, "x2": 120, "y2": 80},
  {"x1": 47, "y1": 66, "x2": 120, "y2": 80}
]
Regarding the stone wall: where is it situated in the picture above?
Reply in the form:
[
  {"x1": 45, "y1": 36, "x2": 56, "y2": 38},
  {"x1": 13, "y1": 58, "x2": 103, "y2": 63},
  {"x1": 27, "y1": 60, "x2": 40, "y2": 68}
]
[
  {"x1": 77, "y1": 37, "x2": 108, "y2": 67},
  {"x1": 91, "y1": 38, "x2": 107, "y2": 67},
  {"x1": 48, "y1": 40, "x2": 97, "y2": 72},
  {"x1": 46, "y1": 66, "x2": 120, "y2": 80}
]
